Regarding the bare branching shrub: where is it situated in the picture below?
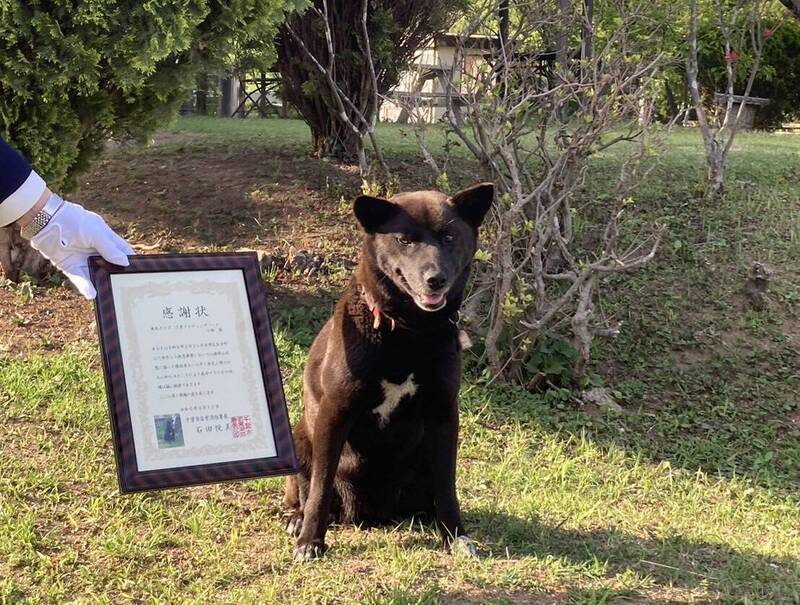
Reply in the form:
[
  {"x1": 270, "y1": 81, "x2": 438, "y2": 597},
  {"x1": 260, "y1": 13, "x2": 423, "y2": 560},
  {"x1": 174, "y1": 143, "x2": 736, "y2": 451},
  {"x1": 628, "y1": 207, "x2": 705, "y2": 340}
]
[
  {"x1": 687, "y1": 0, "x2": 786, "y2": 198},
  {"x1": 411, "y1": 0, "x2": 671, "y2": 385}
]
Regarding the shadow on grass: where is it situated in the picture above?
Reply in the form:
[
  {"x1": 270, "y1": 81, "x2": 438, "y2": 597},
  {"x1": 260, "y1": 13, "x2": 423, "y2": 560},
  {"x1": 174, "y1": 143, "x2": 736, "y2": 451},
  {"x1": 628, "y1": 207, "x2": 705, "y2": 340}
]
[
  {"x1": 272, "y1": 280, "x2": 800, "y2": 499},
  {"x1": 461, "y1": 344, "x2": 800, "y2": 495},
  {"x1": 268, "y1": 284, "x2": 339, "y2": 349},
  {"x1": 378, "y1": 585, "x2": 714, "y2": 605},
  {"x1": 74, "y1": 117, "x2": 486, "y2": 258},
  {"x1": 268, "y1": 254, "x2": 800, "y2": 499},
  {"x1": 467, "y1": 508, "x2": 798, "y2": 601},
  {"x1": 440, "y1": 587, "x2": 705, "y2": 605},
  {"x1": 326, "y1": 507, "x2": 791, "y2": 603}
]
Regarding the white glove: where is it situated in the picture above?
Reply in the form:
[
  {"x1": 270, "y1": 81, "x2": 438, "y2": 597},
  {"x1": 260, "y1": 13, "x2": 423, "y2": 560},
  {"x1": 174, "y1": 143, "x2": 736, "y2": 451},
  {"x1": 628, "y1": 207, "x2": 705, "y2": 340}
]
[{"x1": 30, "y1": 201, "x2": 135, "y2": 300}]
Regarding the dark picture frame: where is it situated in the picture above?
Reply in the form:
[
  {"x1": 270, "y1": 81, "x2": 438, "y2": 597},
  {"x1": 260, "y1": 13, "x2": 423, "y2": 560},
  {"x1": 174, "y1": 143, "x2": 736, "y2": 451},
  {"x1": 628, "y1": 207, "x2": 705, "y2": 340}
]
[{"x1": 89, "y1": 252, "x2": 298, "y2": 493}]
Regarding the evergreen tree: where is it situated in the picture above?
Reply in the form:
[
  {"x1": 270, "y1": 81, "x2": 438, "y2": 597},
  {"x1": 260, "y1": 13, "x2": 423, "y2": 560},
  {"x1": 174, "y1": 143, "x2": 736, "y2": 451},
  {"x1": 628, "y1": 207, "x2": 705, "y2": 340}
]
[
  {"x1": 0, "y1": 0, "x2": 303, "y2": 188},
  {"x1": 0, "y1": 0, "x2": 302, "y2": 281},
  {"x1": 275, "y1": 0, "x2": 462, "y2": 161}
]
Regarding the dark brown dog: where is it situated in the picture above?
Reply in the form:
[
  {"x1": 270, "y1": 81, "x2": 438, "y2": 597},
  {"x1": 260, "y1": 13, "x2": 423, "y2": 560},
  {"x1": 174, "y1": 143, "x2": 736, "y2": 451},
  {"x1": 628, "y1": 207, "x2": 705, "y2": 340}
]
[{"x1": 284, "y1": 183, "x2": 494, "y2": 560}]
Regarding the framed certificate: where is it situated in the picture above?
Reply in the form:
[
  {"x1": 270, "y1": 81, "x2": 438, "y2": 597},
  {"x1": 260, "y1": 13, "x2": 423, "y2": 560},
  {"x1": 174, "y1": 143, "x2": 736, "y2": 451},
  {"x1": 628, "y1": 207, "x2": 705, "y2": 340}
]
[{"x1": 89, "y1": 252, "x2": 298, "y2": 493}]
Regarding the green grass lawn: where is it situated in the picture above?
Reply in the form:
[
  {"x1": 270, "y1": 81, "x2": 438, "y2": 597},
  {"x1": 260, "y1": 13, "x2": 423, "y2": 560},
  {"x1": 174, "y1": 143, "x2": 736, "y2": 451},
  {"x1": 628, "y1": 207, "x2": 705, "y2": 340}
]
[{"x1": 1, "y1": 117, "x2": 799, "y2": 604}]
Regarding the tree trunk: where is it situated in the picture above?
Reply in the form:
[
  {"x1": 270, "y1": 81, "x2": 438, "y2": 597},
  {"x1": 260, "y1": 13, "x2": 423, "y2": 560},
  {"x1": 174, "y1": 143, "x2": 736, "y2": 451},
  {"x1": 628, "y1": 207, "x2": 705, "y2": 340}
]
[
  {"x1": 220, "y1": 76, "x2": 239, "y2": 118},
  {"x1": 706, "y1": 153, "x2": 725, "y2": 197},
  {"x1": 664, "y1": 79, "x2": 679, "y2": 120},
  {"x1": 0, "y1": 226, "x2": 50, "y2": 283},
  {"x1": 499, "y1": 0, "x2": 510, "y2": 49},
  {"x1": 309, "y1": 120, "x2": 364, "y2": 160},
  {"x1": 581, "y1": 0, "x2": 594, "y2": 63},
  {"x1": 556, "y1": 0, "x2": 572, "y2": 123},
  {"x1": 196, "y1": 72, "x2": 208, "y2": 115},
  {"x1": 274, "y1": 0, "x2": 450, "y2": 164},
  {"x1": 275, "y1": 8, "x2": 371, "y2": 163},
  {"x1": 556, "y1": 0, "x2": 572, "y2": 68}
]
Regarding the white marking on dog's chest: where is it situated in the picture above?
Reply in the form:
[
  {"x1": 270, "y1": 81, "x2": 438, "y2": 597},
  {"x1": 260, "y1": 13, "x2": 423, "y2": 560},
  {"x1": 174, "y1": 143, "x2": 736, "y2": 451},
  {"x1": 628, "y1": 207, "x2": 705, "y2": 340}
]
[{"x1": 373, "y1": 373, "x2": 417, "y2": 428}]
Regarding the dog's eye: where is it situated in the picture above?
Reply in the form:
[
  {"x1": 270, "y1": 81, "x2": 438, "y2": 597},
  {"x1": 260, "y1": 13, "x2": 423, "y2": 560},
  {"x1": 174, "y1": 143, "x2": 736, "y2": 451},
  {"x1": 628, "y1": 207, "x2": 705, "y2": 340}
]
[
  {"x1": 442, "y1": 233, "x2": 455, "y2": 243},
  {"x1": 397, "y1": 236, "x2": 413, "y2": 246}
]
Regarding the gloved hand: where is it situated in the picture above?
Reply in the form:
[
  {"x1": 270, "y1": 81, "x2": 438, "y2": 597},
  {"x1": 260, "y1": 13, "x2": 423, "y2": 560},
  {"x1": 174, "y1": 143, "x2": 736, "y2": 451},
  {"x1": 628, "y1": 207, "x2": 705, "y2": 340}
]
[{"x1": 29, "y1": 200, "x2": 135, "y2": 300}]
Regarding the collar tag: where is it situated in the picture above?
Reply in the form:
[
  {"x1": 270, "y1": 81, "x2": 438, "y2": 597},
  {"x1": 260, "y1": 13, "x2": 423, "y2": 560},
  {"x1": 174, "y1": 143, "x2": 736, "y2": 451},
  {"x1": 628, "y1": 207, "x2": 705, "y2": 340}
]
[{"x1": 360, "y1": 285, "x2": 395, "y2": 331}]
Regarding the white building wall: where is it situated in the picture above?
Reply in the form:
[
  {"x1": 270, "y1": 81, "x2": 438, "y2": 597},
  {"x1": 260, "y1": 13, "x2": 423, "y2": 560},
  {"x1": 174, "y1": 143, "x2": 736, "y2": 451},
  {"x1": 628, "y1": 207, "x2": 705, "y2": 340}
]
[{"x1": 380, "y1": 41, "x2": 488, "y2": 123}]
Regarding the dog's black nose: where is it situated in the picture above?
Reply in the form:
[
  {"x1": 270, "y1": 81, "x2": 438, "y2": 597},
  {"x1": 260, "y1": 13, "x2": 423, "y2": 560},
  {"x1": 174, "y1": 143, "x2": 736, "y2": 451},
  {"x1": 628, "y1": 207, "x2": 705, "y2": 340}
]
[{"x1": 425, "y1": 271, "x2": 447, "y2": 290}]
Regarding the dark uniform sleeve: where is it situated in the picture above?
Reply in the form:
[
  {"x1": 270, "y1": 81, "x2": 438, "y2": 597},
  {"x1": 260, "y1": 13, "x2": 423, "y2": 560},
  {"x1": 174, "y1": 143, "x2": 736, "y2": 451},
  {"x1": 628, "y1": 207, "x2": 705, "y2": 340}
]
[{"x1": 0, "y1": 136, "x2": 47, "y2": 226}]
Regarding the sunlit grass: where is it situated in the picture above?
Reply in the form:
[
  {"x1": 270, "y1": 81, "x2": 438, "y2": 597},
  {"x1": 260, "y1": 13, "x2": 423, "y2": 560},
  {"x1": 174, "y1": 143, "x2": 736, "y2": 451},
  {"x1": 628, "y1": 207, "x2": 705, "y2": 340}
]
[{"x1": 1, "y1": 336, "x2": 798, "y2": 603}]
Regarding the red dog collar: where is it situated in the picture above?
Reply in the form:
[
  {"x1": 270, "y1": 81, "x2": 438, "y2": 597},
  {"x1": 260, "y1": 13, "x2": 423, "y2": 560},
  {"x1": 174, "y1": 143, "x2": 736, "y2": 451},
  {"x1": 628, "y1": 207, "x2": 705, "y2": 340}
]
[{"x1": 360, "y1": 285, "x2": 396, "y2": 331}]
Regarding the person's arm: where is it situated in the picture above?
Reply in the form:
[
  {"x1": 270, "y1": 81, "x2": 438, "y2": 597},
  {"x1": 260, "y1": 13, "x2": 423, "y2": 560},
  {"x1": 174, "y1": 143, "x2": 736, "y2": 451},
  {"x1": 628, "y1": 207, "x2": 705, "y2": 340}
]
[
  {"x1": 0, "y1": 136, "x2": 134, "y2": 299},
  {"x1": 0, "y1": 137, "x2": 48, "y2": 227}
]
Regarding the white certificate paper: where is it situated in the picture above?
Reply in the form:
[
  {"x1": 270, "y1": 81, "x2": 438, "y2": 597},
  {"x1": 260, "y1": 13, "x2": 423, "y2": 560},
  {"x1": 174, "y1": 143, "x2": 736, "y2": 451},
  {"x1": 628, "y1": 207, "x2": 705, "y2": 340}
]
[{"x1": 110, "y1": 269, "x2": 277, "y2": 471}]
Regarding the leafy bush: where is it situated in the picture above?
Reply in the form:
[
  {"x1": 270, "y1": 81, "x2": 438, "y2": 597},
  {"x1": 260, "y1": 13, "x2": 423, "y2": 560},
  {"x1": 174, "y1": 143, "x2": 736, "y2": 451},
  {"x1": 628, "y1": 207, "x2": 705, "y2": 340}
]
[
  {"x1": 653, "y1": 9, "x2": 800, "y2": 130},
  {"x1": 695, "y1": 17, "x2": 800, "y2": 129},
  {"x1": 0, "y1": 0, "x2": 302, "y2": 188},
  {"x1": 742, "y1": 20, "x2": 800, "y2": 128},
  {"x1": 525, "y1": 334, "x2": 581, "y2": 389}
]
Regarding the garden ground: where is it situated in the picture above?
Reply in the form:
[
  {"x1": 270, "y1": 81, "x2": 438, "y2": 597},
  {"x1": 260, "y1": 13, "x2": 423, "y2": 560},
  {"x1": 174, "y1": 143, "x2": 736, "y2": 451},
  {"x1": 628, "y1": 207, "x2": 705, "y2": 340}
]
[{"x1": 1, "y1": 117, "x2": 798, "y2": 604}]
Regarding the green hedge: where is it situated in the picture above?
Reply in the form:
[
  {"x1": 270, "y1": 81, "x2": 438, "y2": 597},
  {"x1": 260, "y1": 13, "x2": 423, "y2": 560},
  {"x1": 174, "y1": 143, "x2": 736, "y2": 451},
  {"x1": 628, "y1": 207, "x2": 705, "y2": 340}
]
[{"x1": 0, "y1": 0, "x2": 301, "y2": 189}]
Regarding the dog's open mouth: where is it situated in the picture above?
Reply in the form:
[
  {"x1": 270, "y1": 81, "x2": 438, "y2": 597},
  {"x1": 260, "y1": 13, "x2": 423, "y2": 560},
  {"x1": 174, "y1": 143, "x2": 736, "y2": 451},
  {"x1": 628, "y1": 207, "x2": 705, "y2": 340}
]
[
  {"x1": 415, "y1": 291, "x2": 447, "y2": 312},
  {"x1": 396, "y1": 269, "x2": 448, "y2": 312}
]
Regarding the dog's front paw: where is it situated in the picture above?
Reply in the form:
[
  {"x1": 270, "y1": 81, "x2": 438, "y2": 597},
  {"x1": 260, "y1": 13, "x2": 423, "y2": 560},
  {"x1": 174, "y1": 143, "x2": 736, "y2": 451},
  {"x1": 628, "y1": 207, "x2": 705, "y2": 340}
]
[
  {"x1": 447, "y1": 535, "x2": 480, "y2": 559},
  {"x1": 286, "y1": 514, "x2": 304, "y2": 538},
  {"x1": 293, "y1": 539, "x2": 326, "y2": 562}
]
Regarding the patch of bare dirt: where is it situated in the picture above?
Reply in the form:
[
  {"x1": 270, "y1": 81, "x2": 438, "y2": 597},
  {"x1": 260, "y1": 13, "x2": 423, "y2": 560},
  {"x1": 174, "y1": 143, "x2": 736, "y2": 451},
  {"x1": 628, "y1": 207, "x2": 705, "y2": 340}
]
[
  {"x1": 0, "y1": 132, "x2": 375, "y2": 353},
  {"x1": 1, "y1": 130, "x2": 489, "y2": 351},
  {"x1": 672, "y1": 347, "x2": 716, "y2": 370},
  {"x1": 441, "y1": 588, "x2": 560, "y2": 605},
  {"x1": 782, "y1": 317, "x2": 800, "y2": 348},
  {"x1": 0, "y1": 285, "x2": 94, "y2": 357},
  {"x1": 74, "y1": 145, "x2": 362, "y2": 251}
]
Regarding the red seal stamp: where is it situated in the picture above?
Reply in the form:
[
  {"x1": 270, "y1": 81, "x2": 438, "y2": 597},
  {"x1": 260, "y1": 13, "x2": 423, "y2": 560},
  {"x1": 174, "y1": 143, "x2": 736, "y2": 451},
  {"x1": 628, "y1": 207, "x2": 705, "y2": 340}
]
[{"x1": 231, "y1": 415, "x2": 253, "y2": 438}]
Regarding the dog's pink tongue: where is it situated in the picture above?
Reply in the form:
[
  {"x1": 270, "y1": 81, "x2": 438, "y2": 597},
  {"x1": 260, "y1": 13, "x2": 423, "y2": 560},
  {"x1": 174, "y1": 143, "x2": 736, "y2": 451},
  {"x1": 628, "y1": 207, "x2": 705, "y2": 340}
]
[{"x1": 422, "y1": 292, "x2": 445, "y2": 307}]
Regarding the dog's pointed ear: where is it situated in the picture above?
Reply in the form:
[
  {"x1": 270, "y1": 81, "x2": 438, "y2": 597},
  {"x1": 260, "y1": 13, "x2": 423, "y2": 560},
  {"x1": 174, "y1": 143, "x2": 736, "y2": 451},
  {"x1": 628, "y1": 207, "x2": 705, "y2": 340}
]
[
  {"x1": 450, "y1": 182, "x2": 494, "y2": 228},
  {"x1": 354, "y1": 195, "x2": 399, "y2": 233}
]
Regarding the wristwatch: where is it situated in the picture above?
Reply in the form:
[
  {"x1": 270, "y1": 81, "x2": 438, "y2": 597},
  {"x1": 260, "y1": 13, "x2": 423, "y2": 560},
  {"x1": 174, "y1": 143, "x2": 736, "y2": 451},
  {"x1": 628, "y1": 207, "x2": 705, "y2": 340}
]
[{"x1": 20, "y1": 193, "x2": 65, "y2": 239}]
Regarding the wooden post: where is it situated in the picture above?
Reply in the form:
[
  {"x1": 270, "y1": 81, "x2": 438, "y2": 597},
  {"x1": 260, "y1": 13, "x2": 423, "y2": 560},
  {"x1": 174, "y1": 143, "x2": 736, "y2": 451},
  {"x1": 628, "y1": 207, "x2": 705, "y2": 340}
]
[
  {"x1": 220, "y1": 76, "x2": 240, "y2": 117},
  {"x1": 499, "y1": 0, "x2": 509, "y2": 50},
  {"x1": 196, "y1": 72, "x2": 208, "y2": 115},
  {"x1": 259, "y1": 72, "x2": 268, "y2": 117},
  {"x1": 581, "y1": 0, "x2": 594, "y2": 64}
]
